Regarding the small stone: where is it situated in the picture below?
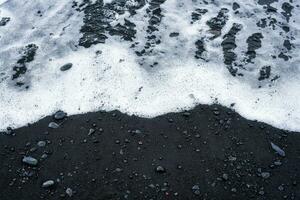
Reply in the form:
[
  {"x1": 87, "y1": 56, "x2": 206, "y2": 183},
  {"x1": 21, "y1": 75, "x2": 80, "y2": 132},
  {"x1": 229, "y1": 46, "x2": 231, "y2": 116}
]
[
  {"x1": 261, "y1": 172, "x2": 271, "y2": 179},
  {"x1": 22, "y1": 156, "x2": 38, "y2": 166},
  {"x1": 192, "y1": 185, "x2": 200, "y2": 195},
  {"x1": 292, "y1": 181, "x2": 297, "y2": 186},
  {"x1": 48, "y1": 122, "x2": 59, "y2": 129},
  {"x1": 88, "y1": 128, "x2": 95, "y2": 135},
  {"x1": 42, "y1": 180, "x2": 55, "y2": 188},
  {"x1": 222, "y1": 173, "x2": 229, "y2": 181},
  {"x1": 60, "y1": 63, "x2": 73, "y2": 71},
  {"x1": 41, "y1": 154, "x2": 48, "y2": 159},
  {"x1": 54, "y1": 111, "x2": 67, "y2": 120},
  {"x1": 228, "y1": 156, "x2": 237, "y2": 161},
  {"x1": 155, "y1": 166, "x2": 166, "y2": 173},
  {"x1": 231, "y1": 188, "x2": 237, "y2": 193},
  {"x1": 37, "y1": 141, "x2": 46, "y2": 147},
  {"x1": 66, "y1": 188, "x2": 73, "y2": 197},
  {"x1": 271, "y1": 142, "x2": 285, "y2": 157},
  {"x1": 134, "y1": 129, "x2": 142, "y2": 134},
  {"x1": 274, "y1": 160, "x2": 282, "y2": 166},
  {"x1": 278, "y1": 185, "x2": 284, "y2": 191}
]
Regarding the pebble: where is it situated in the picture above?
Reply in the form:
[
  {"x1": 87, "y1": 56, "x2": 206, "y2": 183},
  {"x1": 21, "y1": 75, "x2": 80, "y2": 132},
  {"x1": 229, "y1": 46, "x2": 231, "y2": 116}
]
[
  {"x1": 155, "y1": 166, "x2": 166, "y2": 173},
  {"x1": 278, "y1": 185, "x2": 284, "y2": 191},
  {"x1": 54, "y1": 111, "x2": 67, "y2": 120},
  {"x1": 22, "y1": 156, "x2": 38, "y2": 166},
  {"x1": 274, "y1": 160, "x2": 282, "y2": 166},
  {"x1": 261, "y1": 172, "x2": 271, "y2": 179},
  {"x1": 48, "y1": 122, "x2": 59, "y2": 129},
  {"x1": 271, "y1": 142, "x2": 286, "y2": 157},
  {"x1": 222, "y1": 173, "x2": 229, "y2": 181},
  {"x1": 37, "y1": 141, "x2": 46, "y2": 147},
  {"x1": 60, "y1": 63, "x2": 73, "y2": 71},
  {"x1": 66, "y1": 188, "x2": 73, "y2": 197},
  {"x1": 88, "y1": 128, "x2": 95, "y2": 135},
  {"x1": 42, "y1": 180, "x2": 55, "y2": 188},
  {"x1": 192, "y1": 185, "x2": 200, "y2": 195}
]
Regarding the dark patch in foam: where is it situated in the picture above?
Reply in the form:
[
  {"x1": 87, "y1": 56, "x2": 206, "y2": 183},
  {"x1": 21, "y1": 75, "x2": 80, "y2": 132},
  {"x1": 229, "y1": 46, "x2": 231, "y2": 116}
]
[
  {"x1": 79, "y1": 0, "x2": 146, "y2": 48},
  {"x1": 0, "y1": 17, "x2": 10, "y2": 26},
  {"x1": 278, "y1": 52, "x2": 290, "y2": 61},
  {"x1": 221, "y1": 23, "x2": 242, "y2": 76},
  {"x1": 281, "y1": 2, "x2": 294, "y2": 22},
  {"x1": 206, "y1": 8, "x2": 229, "y2": 39},
  {"x1": 191, "y1": 8, "x2": 207, "y2": 24},
  {"x1": 195, "y1": 39, "x2": 205, "y2": 60},
  {"x1": 258, "y1": 65, "x2": 271, "y2": 81},
  {"x1": 135, "y1": 0, "x2": 166, "y2": 67},
  {"x1": 12, "y1": 44, "x2": 38, "y2": 87},
  {"x1": 245, "y1": 33, "x2": 263, "y2": 63},
  {"x1": 283, "y1": 39, "x2": 293, "y2": 51},
  {"x1": 108, "y1": 19, "x2": 137, "y2": 41},
  {"x1": 232, "y1": 2, "x2": 240, "y2": 11}
]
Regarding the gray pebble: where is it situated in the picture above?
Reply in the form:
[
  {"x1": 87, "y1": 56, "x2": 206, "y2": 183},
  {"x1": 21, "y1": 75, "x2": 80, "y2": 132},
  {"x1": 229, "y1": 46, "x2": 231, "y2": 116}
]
[
  {"x1": 66, "y1": 188, "x2": 73, "y2": 197},
  {"x1": 261, "y1": 172, "x2": 271, "y2": 179},
  {"x1": 54, "y1": 111, "x2": 67, "y2": 120},
  {"x1": 37, "y1": 141, "x2": 46, "y2": 147},
  {"x1": 222, "y1": 173, "x2": 229, "y2": 181},
  {"x1": 155, "y1": 166, "x2": 166, "y2": 173},
  {"x1": 192, "y1": 185, "x2": 200, "y2": 195},
  {"x1": 271, "y1": 142, "x2": 286, "y2": 157},
  {"x1": 42, "y1": 180, "x2": 55, "y2": 188},
  {"x1": 48, "y1": 122, "x2": 59, "y2": 129},
  {"x1": 22, "y1": 156, "x2": 38, "y2": 166}
]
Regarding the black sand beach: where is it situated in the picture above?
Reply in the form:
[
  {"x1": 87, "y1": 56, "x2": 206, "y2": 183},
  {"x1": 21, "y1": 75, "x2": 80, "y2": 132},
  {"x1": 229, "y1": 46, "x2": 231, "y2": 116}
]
[{"x1": 1, "y1": 105, "x2": 299, "y2": 200}]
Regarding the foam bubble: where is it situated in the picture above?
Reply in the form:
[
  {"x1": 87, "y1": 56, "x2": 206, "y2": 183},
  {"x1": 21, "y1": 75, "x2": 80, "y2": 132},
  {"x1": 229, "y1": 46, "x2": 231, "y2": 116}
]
[{"x1": 0, "y1": 0, "x2": 299, "y2": 132}]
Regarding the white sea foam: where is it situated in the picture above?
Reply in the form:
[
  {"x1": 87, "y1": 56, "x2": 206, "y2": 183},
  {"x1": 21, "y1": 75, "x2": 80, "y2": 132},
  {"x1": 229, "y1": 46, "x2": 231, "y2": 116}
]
[{"x1": 0, "y1": 0, "x2": 299, "y2": 132}]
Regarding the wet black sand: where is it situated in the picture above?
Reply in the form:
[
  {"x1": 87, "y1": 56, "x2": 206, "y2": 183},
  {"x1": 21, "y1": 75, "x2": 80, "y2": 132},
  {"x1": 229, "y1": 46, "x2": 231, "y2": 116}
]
[{"x1": 0, "y1": 105, "x2": 299, "y2": 200}]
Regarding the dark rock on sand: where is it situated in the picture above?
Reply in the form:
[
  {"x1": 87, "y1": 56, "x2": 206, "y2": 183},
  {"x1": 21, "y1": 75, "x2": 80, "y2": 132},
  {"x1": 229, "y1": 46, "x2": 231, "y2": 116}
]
[{"x1": 60, "y1": 63, "x2": 73, "y2": 71}]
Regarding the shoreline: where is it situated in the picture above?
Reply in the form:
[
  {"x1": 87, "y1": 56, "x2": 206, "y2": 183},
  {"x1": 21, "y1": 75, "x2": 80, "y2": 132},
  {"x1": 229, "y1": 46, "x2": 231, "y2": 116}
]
[{"x1": 1, "y1": 104, "x2": 299, "y2": 199}]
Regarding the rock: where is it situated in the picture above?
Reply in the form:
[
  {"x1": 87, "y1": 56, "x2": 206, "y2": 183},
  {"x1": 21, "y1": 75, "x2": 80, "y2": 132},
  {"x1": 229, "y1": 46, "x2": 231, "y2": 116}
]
[
  {"x1": 22, "y1": 156, "x2": 38, "y2": 166},
  {"x1": 222, "y1": 173, "x2": 229, "y2": 181},
  {"x1": 274, "y1": 160, "x2": 282, "y2": 166},
  {"x1": 42, "y1": 180, "x2": 55, "y2": 188},
  {"x1": 88, "y1": 128, "x2": 95, "y2": 136},
  {"x1": 54, "y1": 111, "x2": 67, "y2": 120},
  {"x1": 0, "y1": 17, "x2": 10, "y2": 26},
  {"x1": 66, "y1": 188, "x2": 73, "y2": 197},
  {"x1": 41, "y1": 153, "x2": 48, "y2": 159},
  {"x1": 155, "y1": 166, "x2": 166, "y2": 173},
  {"x1": 48, "y1": 122, "x2": 59, "y2": 129},
  {"x1": 192, "y1": 185, "x2": 200, "y2": 195},
  {"x1": 261, "y1": 172, "x2": 271, "y2": 179},
  {"x1": 37, "y1": 141, "x2": 46, "y2": 147},
  {"x1": 60, "y1": 63, "x2": 73, "y2": 71},
  {"x1": 271, "y1": 142, "x2": 286, "y2": 157},
  {"x1": 278, "y1": 185, "x2": 284, "y2": 191}
]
